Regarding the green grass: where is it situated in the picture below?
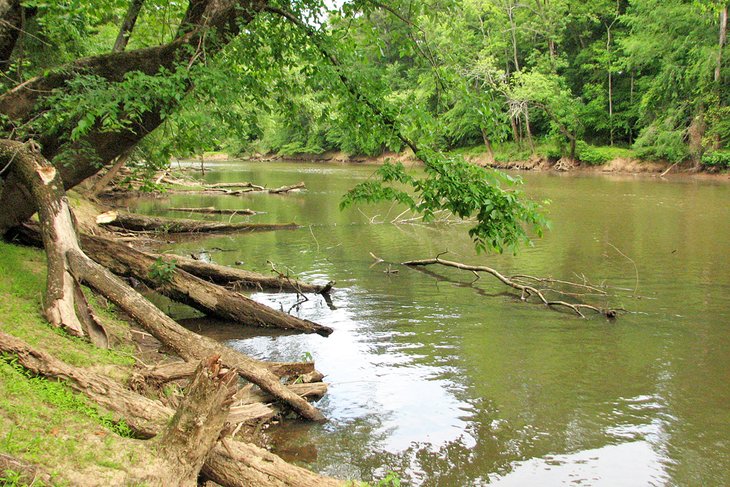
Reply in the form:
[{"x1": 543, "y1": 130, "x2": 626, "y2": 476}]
[{"x1": 0, "y1": 241, "x2": 153, "y2": 484}]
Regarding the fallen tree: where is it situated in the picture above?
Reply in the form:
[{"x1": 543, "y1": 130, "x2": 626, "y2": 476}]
[
  {"x1": 169, "y1": 206, "x2": 259, "y2": 215},
  {"x1": 401, "y1": 255, "x2": 618, "y2": 318},
  {"x1": 168, "y1": 252, "x2": 334, "y2": 294},
  {"x1": 96, "y1": 211, "x2": 298, "y2": 234},
  {"x1": 81, "y1": 235, "x2": 334, "y2": 336}
]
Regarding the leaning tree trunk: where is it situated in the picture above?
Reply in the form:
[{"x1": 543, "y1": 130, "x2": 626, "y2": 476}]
[
  {"x1": 1, "y1": 140, "x2": 109, "y2": 346},
  {"x1": 2, "y1": 139, "x2": 326, "y2": 422}
]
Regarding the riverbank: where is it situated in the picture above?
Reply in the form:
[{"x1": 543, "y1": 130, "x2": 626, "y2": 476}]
[{"x1": 234, "y1": 144, "x2": 729, "y2": 179}]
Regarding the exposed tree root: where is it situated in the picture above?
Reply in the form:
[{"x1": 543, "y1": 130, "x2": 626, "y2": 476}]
[
  {"x1": 402, "y1": 256, "x2": 618, "y2": 318},
  {"x1": 96, "y1": 211, "x2": 299, "y2": 234}
]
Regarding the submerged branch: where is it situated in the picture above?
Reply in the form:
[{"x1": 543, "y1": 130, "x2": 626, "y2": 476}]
[{"x1": 401, "y1": 256, "x2": 618, "y2": 319}]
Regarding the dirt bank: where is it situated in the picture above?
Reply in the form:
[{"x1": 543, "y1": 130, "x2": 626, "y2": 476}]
[{"x1": 244, "y1": 151, "x2": 729, "y2": 179}]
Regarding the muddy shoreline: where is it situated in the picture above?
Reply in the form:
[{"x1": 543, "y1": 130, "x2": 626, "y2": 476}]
[{"x1": 216, "y1": 151, "x2": 729, "y2": 180}]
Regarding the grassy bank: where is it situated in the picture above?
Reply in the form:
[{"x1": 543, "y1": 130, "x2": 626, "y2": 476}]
[{"x1": 0, "y1": 242, "x2": 154, "y2": 486}]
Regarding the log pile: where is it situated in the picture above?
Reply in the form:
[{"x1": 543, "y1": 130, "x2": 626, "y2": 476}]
[{"x1": 0, "y1": 140, "x2": 340, "y2": 485}]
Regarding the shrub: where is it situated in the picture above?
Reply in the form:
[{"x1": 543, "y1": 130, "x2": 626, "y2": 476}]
[
  {"x1": 633, "y1": 123, "x2": 689, "y2": 163},
  {"x1": 701, "y1": 150, "x2": 730, "y2": 169}
]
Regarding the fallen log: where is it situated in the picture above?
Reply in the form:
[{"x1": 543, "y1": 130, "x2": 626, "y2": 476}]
[
  {"x1": 402, "y1": 256, "x2": 618, "y2": 318},
  {"x1": 0, "y1": 334, "x2": 337, "y2": 485},
  {"x1": 11, "y1": 224, "x2": 325, "y2": 378},
  {"x1": 134, "y1": 362, "x2": 323, "y2": 389},
  {"x1": 269, "y1": 182, "x2": 305, "y2": 194},
  {"x1": 156, "y1": 357, "x2": 238, "y2": 487},
  {"x1": 67, "y1": 252, "x2": 327, "y2": 421},
  {"x1": 81, "y1": 235, "x2": 334, "y2": 336},
  {"x1": 169, "y1": 253, "x2": 334, "y2": 294},
  {"x1": 96, "y1": 211, "x2": 298, "y2": 233},
  {"x1": 0, "y1": 331, "x2": 170, "y2": 437},
  {"x1": 208, "y1": 182, "x2": 265, "y2": 190},
  {"x1": 169, "y1": 206, "x2": 259, "y2": 215}
]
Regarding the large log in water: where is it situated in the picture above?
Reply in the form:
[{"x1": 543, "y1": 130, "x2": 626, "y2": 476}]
[
  {"x1": 169, "y1": 253, "x2": 334, "y2": 294},
  {"x1": 97, "y1": 211, "x2": 298, "y2": 233},
  {"x1": 81, "y1": 235, "x2": 334, "y2": 336},
  {"x1": 0, "y1": 333, "x2": 338, "y2": 486}
]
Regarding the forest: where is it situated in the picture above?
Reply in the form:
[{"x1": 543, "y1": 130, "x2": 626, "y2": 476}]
[{"x1": 0, "y1": 0, "x2": 728, "y2": 486}]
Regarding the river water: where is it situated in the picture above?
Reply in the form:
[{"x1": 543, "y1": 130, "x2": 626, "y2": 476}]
[{"x1": 129, "y1": 161, "x2": 730, "y2": 486}]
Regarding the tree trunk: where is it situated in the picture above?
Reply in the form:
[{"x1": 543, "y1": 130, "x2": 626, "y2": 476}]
[
  {"x1": 96, "y1": 211, "x2": 299, "y2": 234},
  {"x1": 0, "y1": 330, "x2": 170, "y2": 437},
  {"x1": 156, "y1": 357, "x2": 238, "y2": 487},
  {"x1": 0, "y1": 0, "x2": 269, "y2": 237},
  {"x1": 480, "y1": 127, "x2": 495, "y2": 164},
  {"x1": 716, "y1": 5, "x2": 728, "y2": 84},
  {"x1": 113, "y1": 0, "x2": 145, "y2": 53},
  {"x1": 80, "y1": 235, "x2": 334, "y2": 336},
  {"x1": 67, "y1": 251, "x2": 327, "y2": 421},
  {"x1": 0, "y1": 0, "x2": 22, "y2": 72},
  {"x1": 168, "y1": 252, "x2": 334, "y2": 294},
  {"x1": 1, "y1": 139, "x2": 109, "y2": 346},
  {"x1": 90, "y1": 149, "x2": 133, "y2": 197},
  {"x1": 169, "y1": 207, "x2": 258, "y2": 215}
]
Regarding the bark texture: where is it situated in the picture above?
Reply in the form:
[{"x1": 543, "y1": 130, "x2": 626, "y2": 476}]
[
  {"x1": 156, "y1": 357, "x2": 238, "y2": 487},
  {"x1": 1, "y1": 139, "x2": 109, "y2": 346}
]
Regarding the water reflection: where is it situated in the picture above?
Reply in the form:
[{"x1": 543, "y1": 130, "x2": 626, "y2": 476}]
[{"x1": 128, "y1": 161, "x2": 730, "y2": 485}]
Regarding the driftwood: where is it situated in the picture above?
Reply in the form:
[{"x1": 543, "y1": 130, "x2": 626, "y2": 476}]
[
  {"x1": 402, "y1": 256, "x2": 618, "y2": 318},
  {"x1": 268, "y1": 182, "x2": 306, "y2": 194},
  {"x1": 81, "y1": 235, "x2": 334, "y2": 336},
  {"x1": 96, "y1": 211, "x2": 298, "y2": 233},
  {"x1": 169, "y1": 206, "x2": 258, "y2": 215},
  {"x1": 0, "y1": 334, "x2": 339, "y2": 486},
  {"x1": 170, "y1": 253, "x2": 334, "y2": 294},
  {"x1": 162, "y1": 181, "x2": 306, "y2": 196}
]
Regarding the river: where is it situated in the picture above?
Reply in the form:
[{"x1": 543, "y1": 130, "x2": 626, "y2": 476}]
[{"x1": 128, "y1": 161, "x2": 730, "y2": 486}]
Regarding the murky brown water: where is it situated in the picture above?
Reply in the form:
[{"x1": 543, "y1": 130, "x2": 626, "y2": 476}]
[{"x1": 130, "y1": 161, "x2": 730, "y2": 486}]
